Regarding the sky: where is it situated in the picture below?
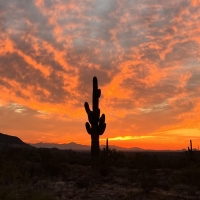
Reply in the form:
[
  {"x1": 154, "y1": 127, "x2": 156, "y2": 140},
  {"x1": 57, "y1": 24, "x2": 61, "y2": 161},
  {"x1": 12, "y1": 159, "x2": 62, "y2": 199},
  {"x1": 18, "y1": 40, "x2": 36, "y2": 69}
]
[{"x1": 0, "y1": 0, "x2": 200, "y2": 150}]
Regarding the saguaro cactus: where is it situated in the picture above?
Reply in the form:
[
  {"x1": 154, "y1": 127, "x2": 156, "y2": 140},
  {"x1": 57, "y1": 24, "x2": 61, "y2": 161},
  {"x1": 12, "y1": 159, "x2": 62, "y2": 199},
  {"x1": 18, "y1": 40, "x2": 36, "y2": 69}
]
[
  {"x1": 106, "y1": 138, "x2": 109, "y2": 156},
  {"x1": 103, "y1": 138, "x2": 109, "y2": 158},
  {"x1": 188, "y1": 139, "x2": 192, "y2": 152},
  {"x1": 188, "y1": 139, "x2": 193, "y2": 161},
  {"x1": 84, "y1": 77, "x2": 106, "y2": 162}
]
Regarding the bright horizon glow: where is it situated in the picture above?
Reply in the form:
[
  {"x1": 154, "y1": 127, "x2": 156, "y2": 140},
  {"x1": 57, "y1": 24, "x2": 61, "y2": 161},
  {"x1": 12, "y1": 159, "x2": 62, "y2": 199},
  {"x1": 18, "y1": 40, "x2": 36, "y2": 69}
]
[{"x1": 0, "y1": 0, "x2": 200, "y2": 150}]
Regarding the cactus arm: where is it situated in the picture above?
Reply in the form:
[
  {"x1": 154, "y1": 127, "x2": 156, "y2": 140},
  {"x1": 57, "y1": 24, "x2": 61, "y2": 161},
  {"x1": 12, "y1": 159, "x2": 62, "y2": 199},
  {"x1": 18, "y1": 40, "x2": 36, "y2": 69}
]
[
  {"x1": 92, "y1": 77, "x2": 99, "y2": 111},
  {"x1": 98, "y1": 114, "x2": 106, "y2": 135},
  {"x1": 84, "y1": 102, "x2": 90, "y2": 114},
  {"x1": 99, "y1": 114, "x2": 105, "y2": 124},
  {"x1": 85, "y1": 122, "x2": 92, "y2": 135},
  {"x1": 84, "y1": 102, "x2": 94, "y2": 124},
  {"x1": 98, "y1": 123, "x2": 106, "y2": 135},
  {"x1": 98, "y1": 89, "x2": 101, "y2": 98}
]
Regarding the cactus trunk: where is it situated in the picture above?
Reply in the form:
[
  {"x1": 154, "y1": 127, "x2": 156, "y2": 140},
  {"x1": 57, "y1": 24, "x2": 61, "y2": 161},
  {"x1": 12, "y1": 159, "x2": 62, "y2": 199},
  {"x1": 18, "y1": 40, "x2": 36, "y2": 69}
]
[
  {"x1": 84, "y1": 77, "x2": 106, "y2": 167},
  {"x1": 106, "y1": 138, "x2": 108, "y2": 157},
  {"x1": 91, "y1": 134, "x2": 100, "y2": 159}
]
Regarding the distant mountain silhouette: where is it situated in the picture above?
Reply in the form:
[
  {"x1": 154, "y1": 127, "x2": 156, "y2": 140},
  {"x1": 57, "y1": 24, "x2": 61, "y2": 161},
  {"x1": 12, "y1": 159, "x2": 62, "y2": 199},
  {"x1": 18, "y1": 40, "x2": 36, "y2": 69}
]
[
  {"x1": 31, "y1": 142, "x2": 91, "y2": 150},
  {"x1": 0, "y1": 132, "x2": 31, "y2": 148},
  {"x1": 31, "y1": 142, "x2": 147, "y2": 151},
  {"x1": 31, "y1": 142, "x2": 186, "y2": 152},
  {"x1": 101, "y1": 144, "x2": 145, "y2": 151}
]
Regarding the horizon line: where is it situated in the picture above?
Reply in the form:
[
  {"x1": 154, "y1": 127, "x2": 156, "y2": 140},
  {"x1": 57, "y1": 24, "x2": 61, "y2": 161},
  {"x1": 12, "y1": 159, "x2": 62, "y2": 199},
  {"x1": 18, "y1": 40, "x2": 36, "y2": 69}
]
[{"x1": 29, "y1": 141, "x2": 193, "y2": 151}]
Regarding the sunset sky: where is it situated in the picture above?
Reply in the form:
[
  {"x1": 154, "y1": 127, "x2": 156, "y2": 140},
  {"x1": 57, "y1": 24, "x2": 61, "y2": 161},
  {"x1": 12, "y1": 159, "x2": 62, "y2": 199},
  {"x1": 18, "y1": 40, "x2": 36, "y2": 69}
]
[{"x1": 0, "y1": 0, "x2": 200, "y2": 150}]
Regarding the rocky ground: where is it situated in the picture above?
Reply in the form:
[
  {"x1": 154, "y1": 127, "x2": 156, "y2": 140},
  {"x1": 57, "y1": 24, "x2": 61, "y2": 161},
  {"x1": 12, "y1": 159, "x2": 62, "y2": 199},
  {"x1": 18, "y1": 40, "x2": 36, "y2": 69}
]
[{"x1": 1, "y1": 164, "x2": 200, "y2": 200}]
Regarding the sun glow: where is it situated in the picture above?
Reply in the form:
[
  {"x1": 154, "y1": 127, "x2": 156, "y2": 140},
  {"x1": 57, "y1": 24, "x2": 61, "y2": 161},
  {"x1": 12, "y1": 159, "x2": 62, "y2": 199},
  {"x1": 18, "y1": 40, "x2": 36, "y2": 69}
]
[{"x1": 100, "y1": 136, "x2": 155, "y2": 141}]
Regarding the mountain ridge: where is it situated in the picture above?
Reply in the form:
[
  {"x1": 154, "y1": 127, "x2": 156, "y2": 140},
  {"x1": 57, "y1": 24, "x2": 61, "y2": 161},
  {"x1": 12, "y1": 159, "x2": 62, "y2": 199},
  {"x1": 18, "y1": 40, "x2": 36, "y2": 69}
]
[
  {"x1": 0, "y1": 132, "x2": 31, "y2": 148},
  {"x1": 30, "y1": 142, "x2": 186, "y2": 152}
]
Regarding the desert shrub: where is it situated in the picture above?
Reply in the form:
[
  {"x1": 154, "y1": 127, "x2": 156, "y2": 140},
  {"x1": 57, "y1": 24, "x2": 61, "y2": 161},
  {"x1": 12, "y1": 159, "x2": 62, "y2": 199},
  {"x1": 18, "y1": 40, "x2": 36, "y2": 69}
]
[
  {"x1": 159, "y1": 152, "x2": 189, "y2": 169},
  {"x1": 173, "y1": 165, "x2": 200, "y2": 189},
  {"x1": 129, "y1": 152, "x2": 161, "y2": 169},
  {"x1": 75, "y1": 175, "x2": 90, "y2": 189},
  {"x1": 128, "y1": 167, "x2": 158, "y2": 195},
  {"x1": 172, "y1": 184, "x2": 198, "y2": 196},
  {"x1": 155, "y1": 169, "x2": 173, "y2": 191},
  {"x1": 76, "y1": 154, "x2": 91, "y2": 166},
  {"x1": 23, "y1": 162, "x2": 44, "y2": 178},
  {"x1": 109, "y1": 149, "x2": 128, "y2": 168},
  {"x1": 0, "y1": 186, "x2": 55, "y2": 200},
  {"x1": 0, "y1": 160, "x2": 31, "y2": 185},
  {"x1": 127, "y1": 169, "x2": 139, "y2": 184},
  {"x1": 99, "y1": 165, "x2": 110, "y2": 177},
  {"x1": 41, "y1": 161, "x2": 63, "y2": 179},
  {"x1": 137, "y1": 168, "x2": 158, "y2": 195}
]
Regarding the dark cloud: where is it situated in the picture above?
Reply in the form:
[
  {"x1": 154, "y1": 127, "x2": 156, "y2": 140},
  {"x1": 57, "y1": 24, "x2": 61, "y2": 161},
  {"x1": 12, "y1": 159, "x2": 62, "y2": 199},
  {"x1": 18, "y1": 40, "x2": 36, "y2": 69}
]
[{"x1": 0, "y1": 52, "x2": 68, "y2": 103}]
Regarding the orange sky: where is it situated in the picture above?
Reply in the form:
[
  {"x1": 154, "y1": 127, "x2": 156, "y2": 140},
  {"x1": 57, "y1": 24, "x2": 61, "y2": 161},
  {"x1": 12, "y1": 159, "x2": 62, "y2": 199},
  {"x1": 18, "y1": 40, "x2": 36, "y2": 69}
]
[{"x1": 0, "y1": 0, "x2": 200, "y2": 150}]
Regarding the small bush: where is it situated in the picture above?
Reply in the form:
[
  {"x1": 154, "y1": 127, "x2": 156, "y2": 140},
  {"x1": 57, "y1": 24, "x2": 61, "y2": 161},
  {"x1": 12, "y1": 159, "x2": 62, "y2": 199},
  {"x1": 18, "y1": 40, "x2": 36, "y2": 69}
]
[
  {"x1": 138, "y1": 169, "x2": 158, "y2": 195},
  {"x1": 173, "y1": 165, "x2": 200, "y2": 189}
]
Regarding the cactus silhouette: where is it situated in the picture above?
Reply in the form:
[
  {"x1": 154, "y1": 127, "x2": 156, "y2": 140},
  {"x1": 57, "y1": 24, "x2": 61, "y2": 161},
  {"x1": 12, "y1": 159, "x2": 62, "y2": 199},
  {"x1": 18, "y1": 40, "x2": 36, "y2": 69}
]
[
  {"x1": 106, "y1": 138, "x2": 109, "y2": 156},
  {"x1": 84, "y1": 77, "x2": 106, "y2": 164},
  {"x1": 103, "y1": 138, "x2": 109, "y2": 159},
  {"x1": 188, "y1": 139, "x2": 193, "y2": 161},
  {"x1": 188, "y1": 139, "x2": 192, "y2": 152},
  {"x1": 105, "y1": 138, "x2": 109, "y2": 167}
]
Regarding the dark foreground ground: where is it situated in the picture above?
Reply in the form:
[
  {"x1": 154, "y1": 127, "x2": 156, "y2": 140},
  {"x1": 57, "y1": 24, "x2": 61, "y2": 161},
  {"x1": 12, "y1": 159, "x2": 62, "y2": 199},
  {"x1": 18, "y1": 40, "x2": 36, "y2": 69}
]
[{"x1": 0, "y1": 147, "x2": 200, "y2": 200}]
